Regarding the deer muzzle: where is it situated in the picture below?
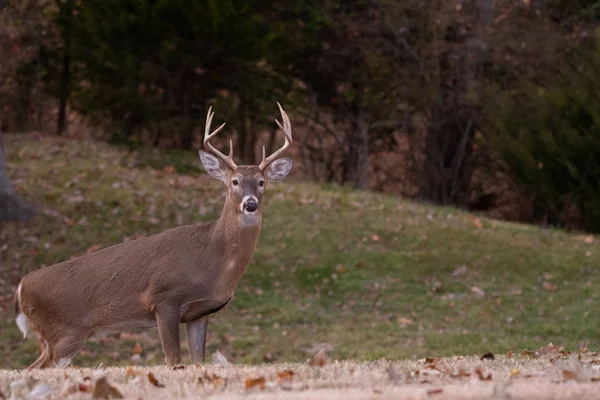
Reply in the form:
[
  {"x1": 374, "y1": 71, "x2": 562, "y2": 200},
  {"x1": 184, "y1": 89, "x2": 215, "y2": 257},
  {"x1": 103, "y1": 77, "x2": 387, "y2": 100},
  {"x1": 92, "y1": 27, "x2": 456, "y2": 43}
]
[{"x1": 241, "y1": 196, "x2": 259, "y2": 214}]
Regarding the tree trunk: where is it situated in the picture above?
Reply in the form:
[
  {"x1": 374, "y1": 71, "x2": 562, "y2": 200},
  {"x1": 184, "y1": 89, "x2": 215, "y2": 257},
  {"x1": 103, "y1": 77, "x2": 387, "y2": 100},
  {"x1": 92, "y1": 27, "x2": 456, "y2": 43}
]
[
  {"x1": 57, "y1": 0, "x2": 73, "y2": 135},
  {"x1": 418, "y1": 0, "x2": 494, "y2": 206},
  {"x1": 0, "y1": 131, "x2": 33, "y2": 222},
  {"x1": 343, "y1": 107, "x2": 370, "y2": 190}
]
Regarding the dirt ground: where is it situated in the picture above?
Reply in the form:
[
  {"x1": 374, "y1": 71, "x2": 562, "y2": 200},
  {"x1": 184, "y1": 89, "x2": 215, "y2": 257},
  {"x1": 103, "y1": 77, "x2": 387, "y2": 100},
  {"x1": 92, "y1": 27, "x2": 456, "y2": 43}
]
[{"x1": 1, "y1": 349, "x2": 600, "y2": 400}]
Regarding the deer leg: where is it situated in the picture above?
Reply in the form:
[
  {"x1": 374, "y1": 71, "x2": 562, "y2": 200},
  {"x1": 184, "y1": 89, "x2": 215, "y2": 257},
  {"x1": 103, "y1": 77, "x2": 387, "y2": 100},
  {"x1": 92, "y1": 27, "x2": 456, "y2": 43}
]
[
  {"x1": 186, "y1": 316, "x2": 208, "y2": 364},
  {"x1": 27, "y1": 338, "x2": 51, "y2": 370},
  {"x1": 50, "y1": 332, "x2": 87, "y2": 367},
  {"x1": 155, "y1": 304, "x2": 182, "y2": 365}
]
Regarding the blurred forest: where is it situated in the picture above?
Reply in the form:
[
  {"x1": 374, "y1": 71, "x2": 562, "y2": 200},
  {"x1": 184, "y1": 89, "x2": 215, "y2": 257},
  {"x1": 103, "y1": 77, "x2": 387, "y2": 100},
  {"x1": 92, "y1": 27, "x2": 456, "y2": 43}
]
[{"x1": 1, "y1": 0, "x2": 600, "y2": 232}]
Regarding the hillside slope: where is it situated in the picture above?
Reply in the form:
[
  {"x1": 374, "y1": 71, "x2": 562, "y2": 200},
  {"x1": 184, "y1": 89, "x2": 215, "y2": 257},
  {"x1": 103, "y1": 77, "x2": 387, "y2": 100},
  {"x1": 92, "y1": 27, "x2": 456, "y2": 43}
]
[{"x1": 0, "y1": 134, "x2": 598, "y2": 369}]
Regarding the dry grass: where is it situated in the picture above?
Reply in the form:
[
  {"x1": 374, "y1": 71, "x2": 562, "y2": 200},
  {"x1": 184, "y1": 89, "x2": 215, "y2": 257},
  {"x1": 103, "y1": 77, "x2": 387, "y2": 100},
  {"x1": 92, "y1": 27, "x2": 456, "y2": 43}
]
[{"x1": 1, "y1": 351, "x2": 600, "y2": 399}]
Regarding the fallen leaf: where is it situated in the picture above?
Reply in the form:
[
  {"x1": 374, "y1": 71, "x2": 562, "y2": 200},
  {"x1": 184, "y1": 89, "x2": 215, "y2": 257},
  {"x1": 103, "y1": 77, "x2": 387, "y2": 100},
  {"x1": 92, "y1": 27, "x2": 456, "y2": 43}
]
[
  {"x1": 125, "y1": 366, "x2": 143, "y2": 379},
  {"x1": 471, "y1": 286, "x2": 485, "y2": 298},
  {"x1": 335, "y1": 264, "x2": 347, "y2": 274},
  {"x1": 510, "y1": 369, "x2": 520, "y2": 377},
  {"x1": 542, "y1": 281, "x2": 558, "y2": 292},
  {"x1": 451, "y1": 369, "x2": 470, "y2": 378},
  {"x1": 310, "y1": 348, "x2": 327, "y2": 367},
  {"x1": 163, "y1": 165, "x2": 176, "y2": 174},
  {"x1": 475, "y1": 367, "x2": 492, "y2": 380},
  {"x1": 212, "y1": 350, "x2": 230, "y2": 367},
  {"x1": 244, "y1": 376, "x2": 266, "y2": 390},
  {"x1": 584, "y1": 235, "x2": 594, "y2": 244},
  {"x1": 277, "y1": 370, "x2": 295, "y2": 380},
  {"x1": 427, "y1": 388, "x2": 443, "y2": 396},
  {"x1": 172, "y1": 365, "x2": 185, "y2": 370},
  {"x1": 371, "y1": 234, "x2": 381, "y2": 241},
  {"x1": 65, "y1": 383, "x2": 92, "y2": 395},
  {"x1": 147, "y1": 372, "x2": 164, "y2": 388},
  {"x1": 397, "y1": 317, "x2": 414, "y2": 326},
  {"x1": 520, "y1": 349, "x2": 538, "y2": 358},
  {"x1": 197, "y1": 372, "x2": 225, "y2": 387},
  {"x1": 93, "y1": 377, "x2": 123, "y2": 399},
  {"x1": 468, "y1": 214, "x2": 483, "y2": 229},
  {"x1": 425, "y1": 357, "x2": 440, "y2": 364},
  {"x1": 506, "y1": 351, "x2": 514, "y2": 359},
  {"x1": 132, "y1": 343, "x2": 143, "y2": 355},
  {"x1": 480, "y1": 352, "x2": 495, "y2": 361}
]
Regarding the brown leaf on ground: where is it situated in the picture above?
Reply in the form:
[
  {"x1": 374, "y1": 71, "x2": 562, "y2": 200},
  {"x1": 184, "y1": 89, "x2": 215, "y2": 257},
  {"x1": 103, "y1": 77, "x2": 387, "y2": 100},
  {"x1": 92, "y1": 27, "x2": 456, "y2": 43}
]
[
  {"x1": 162, "y1": 165, "x2": 176, "y2": 174},
  {"x1": 277, "y1": 370, "x2": 295, "y2": 381},
  {"x1": 132, "y1": 343, "x2": 143, "y2": 355},
  {"x1": 172, "y1": 365, "x2": 185, "y2": 370},
  {"x1": 65, "y1": 383, "x2": 92, "y2": 395},
  {"x1": 197, "y1": 372, "x2": 225, "y2": 387},
  {"x1": 397, "y1": 317, "x2": 414, "y2": 326},
  {"x1": 510, "y1": 369, "x2": 520, "y2": 377},
  {"x1": 92, "y1": 377, "x2": 123, "y2": 399},
  {"x1": 520, "y1": 349, "x2": 538, "y2": 359},
  {"x1": 542, "y1": 281, "x2": 558, "y2": 292},
  {"x1": 148, "y1": 372, "x2": 165, "y2": 388},
  {"x1": 506, "y1": 351, "x2": 514, "y2": 359},
  {"x1": 335, "y1": 264, "x2": 347, "y2": 274},
  {"x1": 427, "y1": 388, "x2": 443, "y2": 396},
  {"x1": 451, "y1": 369, "x2": 470, "y2": 378},
  {"x1": 475, "y1": 367, "x2": 492, "y2": 381},
  {"x1": 244, "y1": 376, "x2": 266, "y2": 390},
  {"x1": 468, "y1": 215, "x2": 483, "y2": 229},
  {"x1": 425, "y1": 357, "x2": 440, "y2": 364},
  {"x1": 125, "y1": 366, "x2": 143, "y2": 380},
  {"x1": 480, "y1": 352, "x2": 495, "y2": 361},
  {"x1": 310, "y1": 348, "x2": 327, "y2": 367}
]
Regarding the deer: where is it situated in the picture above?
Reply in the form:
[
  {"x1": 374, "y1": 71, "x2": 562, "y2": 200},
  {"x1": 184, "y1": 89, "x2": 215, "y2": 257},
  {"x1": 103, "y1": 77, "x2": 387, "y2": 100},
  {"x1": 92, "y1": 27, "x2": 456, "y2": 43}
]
[{"x1": 13, "y1": 103, "x2": 293, "y2": 369}]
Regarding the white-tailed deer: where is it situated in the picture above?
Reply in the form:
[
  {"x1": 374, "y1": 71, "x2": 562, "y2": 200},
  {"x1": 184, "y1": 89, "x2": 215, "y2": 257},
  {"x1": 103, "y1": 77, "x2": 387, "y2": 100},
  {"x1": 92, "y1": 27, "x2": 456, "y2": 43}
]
[{"x1": 14, "y1": 103, "x2": 293, "y2": 369}]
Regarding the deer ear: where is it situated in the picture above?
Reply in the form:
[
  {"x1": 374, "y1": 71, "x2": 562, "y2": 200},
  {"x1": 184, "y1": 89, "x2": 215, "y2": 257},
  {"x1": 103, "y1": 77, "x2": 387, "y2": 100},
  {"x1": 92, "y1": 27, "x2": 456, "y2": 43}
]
[
  {"x1": 199, "y1": 150, "x2": 229, "y2": 182},
  {"x1": 265, "y1": 158, "x2": 293, "y2": 181}
]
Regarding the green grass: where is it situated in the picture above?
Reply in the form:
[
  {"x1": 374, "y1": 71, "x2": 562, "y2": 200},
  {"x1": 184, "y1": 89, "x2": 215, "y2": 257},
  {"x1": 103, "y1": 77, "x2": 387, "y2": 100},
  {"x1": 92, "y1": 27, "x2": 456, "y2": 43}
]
[{"x1": 1, "y1": 133, "x2": 599, "y2": 370}]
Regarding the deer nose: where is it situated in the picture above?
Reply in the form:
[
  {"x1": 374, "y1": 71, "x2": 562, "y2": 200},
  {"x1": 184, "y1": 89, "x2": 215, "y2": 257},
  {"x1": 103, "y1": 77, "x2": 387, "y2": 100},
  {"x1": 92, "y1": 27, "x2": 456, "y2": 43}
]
[{"x1": 243, "y1": 198, "x2": 258, "y2": 213}]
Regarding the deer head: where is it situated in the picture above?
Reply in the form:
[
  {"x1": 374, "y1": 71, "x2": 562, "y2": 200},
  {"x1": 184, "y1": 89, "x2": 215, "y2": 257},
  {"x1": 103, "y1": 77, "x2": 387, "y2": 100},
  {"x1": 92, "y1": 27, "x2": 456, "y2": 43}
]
[{"x1": 199, "y1": 103, "x2": 293, "y2": 220}]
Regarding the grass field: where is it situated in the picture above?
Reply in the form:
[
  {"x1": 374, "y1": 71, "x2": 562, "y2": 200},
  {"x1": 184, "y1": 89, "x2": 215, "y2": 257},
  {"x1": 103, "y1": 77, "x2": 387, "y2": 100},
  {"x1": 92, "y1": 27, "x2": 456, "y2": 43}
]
[{"x1": 0, "y1": 133, "x2": 599, "y2": 371}]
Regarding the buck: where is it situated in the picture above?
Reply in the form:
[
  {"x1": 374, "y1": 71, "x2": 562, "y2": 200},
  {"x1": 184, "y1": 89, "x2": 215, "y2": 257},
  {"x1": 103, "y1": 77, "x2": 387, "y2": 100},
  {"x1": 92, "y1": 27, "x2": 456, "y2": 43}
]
[{"x1": 13, "y1": 103, "x2": 293, "y2": 369}]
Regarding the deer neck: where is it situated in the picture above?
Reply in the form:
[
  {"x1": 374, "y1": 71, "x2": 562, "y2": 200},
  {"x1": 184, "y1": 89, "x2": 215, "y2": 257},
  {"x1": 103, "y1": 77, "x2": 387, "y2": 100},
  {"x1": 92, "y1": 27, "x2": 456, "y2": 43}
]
[{"x1": 213, "y1": 193, "x2": 262, "y2": 265}]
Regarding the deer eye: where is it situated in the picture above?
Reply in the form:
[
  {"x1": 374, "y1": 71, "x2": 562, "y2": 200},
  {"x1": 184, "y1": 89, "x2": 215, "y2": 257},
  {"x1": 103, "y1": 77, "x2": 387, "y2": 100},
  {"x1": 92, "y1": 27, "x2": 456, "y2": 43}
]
[
  {"x1": 258, "y1": 180, "x2": 265, "y2": 187},
  {"x1": 232, "y1": 179, "x2": 239, "y2": 186}
]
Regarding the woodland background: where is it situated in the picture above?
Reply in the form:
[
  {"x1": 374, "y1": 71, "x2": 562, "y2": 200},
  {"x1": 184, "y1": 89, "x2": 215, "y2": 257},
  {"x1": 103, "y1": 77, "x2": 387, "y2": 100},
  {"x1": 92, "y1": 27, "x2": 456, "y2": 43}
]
[
  {"x1": 1, "y1": 0, "x2": 600, "y2": 232},
  {"x1": 1, "y1": 0, "x2": 600, "y2": 371}
]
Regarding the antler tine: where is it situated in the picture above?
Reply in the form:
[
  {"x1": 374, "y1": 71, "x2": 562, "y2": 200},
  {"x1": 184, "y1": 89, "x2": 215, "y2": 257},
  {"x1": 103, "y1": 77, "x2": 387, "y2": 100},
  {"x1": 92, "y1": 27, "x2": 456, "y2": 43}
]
[
  {"x1": 204, "y1": 106, "x2": 237, "y2": 170},
  {"x1": 259, "y1": 102, "x2": 293, "y2": 170}
]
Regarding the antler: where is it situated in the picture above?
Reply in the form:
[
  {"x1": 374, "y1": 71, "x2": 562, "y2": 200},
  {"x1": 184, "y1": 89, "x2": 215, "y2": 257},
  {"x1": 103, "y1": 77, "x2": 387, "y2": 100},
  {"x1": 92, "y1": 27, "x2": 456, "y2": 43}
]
[
  {"x1": 204, "y1": 106, "x2": 237, "y2": 170},
  {"x1": 258, "y1": 102, "x2": 293, "y2": 170}
]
